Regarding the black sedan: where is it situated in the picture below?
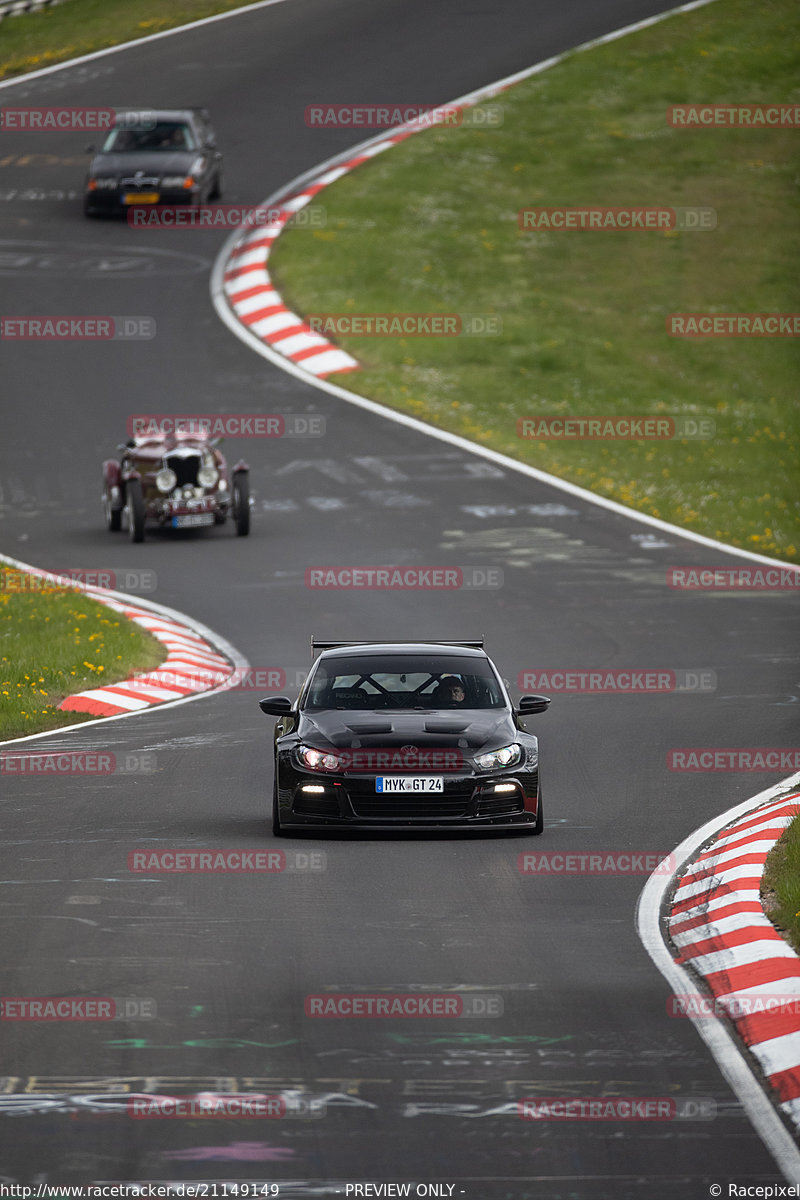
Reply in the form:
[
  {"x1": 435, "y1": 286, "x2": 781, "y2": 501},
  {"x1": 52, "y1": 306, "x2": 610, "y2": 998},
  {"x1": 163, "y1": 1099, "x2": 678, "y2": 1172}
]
[
  {"x1": 260, "y1": 640, "x2": 550, "y2": 835},
  {"x1": 84, "y1": 108, "x2": 223, "y2": 216}
]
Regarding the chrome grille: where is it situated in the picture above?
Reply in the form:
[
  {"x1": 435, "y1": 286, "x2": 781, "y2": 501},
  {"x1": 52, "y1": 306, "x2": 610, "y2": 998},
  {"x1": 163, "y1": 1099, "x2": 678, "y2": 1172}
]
[{"x1": 164, "y1": 451, "x2": 201, "y2": 488}]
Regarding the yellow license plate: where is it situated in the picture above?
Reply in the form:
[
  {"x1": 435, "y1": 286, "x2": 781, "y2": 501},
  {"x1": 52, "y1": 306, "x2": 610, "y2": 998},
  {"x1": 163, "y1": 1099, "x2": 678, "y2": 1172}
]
[{"x1": 124, "y1": 192, "x2": 160, "y2": 204}]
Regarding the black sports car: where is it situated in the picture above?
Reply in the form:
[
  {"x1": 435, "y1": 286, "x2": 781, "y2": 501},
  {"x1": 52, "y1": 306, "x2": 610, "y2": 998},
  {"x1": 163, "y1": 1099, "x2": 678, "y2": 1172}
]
[
  {"x1": 260, "y1": 640, "x2": 550, "y2": 835},
  {"x1": 84, "y1": 108, "x2": 223, "y2": 216}
]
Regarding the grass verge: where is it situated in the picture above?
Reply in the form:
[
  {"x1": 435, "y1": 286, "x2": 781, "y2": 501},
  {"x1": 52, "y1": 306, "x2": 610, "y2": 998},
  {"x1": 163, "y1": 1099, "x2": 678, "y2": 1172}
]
[
  {"x1": 0, "y1": 0, "x2": 268, "y2": 80},
  {"x1": 761, "y1": 810, "x2": 800, "y2": 955},
  {"x1": 271, "y1": 0, "x2": 800, "y2": 562},
  {"x1": 0, "y1": 567, "x2": 166, "y2": 740}
]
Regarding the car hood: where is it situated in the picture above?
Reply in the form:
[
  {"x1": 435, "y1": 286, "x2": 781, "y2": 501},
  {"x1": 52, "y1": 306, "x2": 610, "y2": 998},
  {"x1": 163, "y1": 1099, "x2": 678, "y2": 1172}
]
[
  {"x1": 88, "y1": 151, "x2": 197, "y2": 176},
  {"x1": 297, "y1": 709, "x2": 516, "y2": 751}
]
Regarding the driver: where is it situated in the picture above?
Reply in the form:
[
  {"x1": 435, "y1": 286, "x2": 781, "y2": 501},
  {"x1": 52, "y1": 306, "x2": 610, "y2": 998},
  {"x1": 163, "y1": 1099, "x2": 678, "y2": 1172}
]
[{"x1": 432, "y1": 678, "x2": 466, "y2": 706}]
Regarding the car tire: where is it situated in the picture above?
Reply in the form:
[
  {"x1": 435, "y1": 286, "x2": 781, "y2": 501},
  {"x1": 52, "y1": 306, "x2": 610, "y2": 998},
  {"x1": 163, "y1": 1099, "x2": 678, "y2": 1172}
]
[
  {"x1": 272, "y1": 773, "x2": 285, "y2": 837},
  {"x1": 209, "y1": 169, "x2": 223, "y2": 201},
  {"x1": 233, "y1": 471, "x2": 250, "y2": 536},
  {"x1": 125, "y1": 479, "x2": 146, "y2": 543},
  {"x1": 103, "y1": 486, "x2": 122, "y2": 532}
]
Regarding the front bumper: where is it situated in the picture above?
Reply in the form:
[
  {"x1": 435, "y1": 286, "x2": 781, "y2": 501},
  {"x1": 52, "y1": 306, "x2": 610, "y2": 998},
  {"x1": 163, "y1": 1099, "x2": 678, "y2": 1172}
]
[
  {"x1": 275, "y1": 760, "x2": 540, "y2": 831},
  {"x1": 145, "y1": 495, "x2": 228, "y2": 525},
  {"x1": 85, "y1": 187, "x2": 201, "y2": 213}
]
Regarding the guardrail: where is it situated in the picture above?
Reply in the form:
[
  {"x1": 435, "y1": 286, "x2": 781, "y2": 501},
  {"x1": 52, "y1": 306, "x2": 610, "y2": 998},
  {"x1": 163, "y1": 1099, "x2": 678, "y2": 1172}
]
[{"x1": 0, "y1": 0, "x2": 67, "y2": 19}]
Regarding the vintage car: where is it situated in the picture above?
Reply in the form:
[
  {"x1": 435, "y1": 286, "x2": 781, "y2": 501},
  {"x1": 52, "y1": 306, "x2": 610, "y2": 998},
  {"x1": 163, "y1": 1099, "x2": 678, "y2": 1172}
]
[
  {"x1": 260, "y1": 639, "x2": 550, "y2": 836},
  {"x1": 102, "y1": 430, "x2": 250, "y2": 541}
]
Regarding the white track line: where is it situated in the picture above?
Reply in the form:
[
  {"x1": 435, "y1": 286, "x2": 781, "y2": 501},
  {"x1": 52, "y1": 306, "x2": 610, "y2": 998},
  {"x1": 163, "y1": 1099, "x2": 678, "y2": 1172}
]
[{"x1": 0, "y1": 0, "x2": 297, "y2": 92}]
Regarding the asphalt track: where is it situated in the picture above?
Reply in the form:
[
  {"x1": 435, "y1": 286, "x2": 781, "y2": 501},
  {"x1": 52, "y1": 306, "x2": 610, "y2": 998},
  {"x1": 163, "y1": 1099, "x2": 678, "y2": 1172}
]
[{"x1": 0, "y1": 0, "x2": 798, "y2": 1194}]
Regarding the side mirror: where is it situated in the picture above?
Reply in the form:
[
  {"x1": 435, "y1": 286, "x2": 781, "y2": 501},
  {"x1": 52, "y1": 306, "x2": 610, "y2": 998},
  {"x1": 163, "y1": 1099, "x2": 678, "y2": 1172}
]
[
  {"x1": 518, "y1": 694, "x2": 551, "y2": 715},
  {"x1": 259, "y1": 696, "x2": 294, "y2": 716}
]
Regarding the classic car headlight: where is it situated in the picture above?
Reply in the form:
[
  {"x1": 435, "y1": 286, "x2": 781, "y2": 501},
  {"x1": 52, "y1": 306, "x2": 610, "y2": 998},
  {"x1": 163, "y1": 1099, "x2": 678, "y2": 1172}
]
[
  {"x1": 155, "y1": 468, "x2": 177, "y2": 493},
  {"x1": 474, "y1": 743, "x2": 522, "y2": 771},
  {"x1": 297, "y1": 745, "x2": 342, "y2": 772},
  {"x1": 198, "y1": 465, "x2": 218, "y2": 487},
  {"x1": 160, "y1": 175, "x2": 193, "y2": 188}
]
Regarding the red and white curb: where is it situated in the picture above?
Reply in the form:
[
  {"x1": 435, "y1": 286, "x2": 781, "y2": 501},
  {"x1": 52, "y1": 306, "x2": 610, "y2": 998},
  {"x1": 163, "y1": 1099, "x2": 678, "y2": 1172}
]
[
  {"x1": 221, "y1": 82, "x2": 520, "y2": 376},
  {"x1": 219, "y1": 0, "x2": 721, "y2": 381},
  {"x1": 223, "y1": 111, "x2": 506, "y2": 377},
  {"x1": 670, "y1": 791, "x2": 800, "y2": 1128},
  {"x1": 59, "y1": 592, "x2": 233, "y2": 717},
  {"x1": 221, "y1": 133, "x2": 423, "y2": 378},
  {"x1": 638, "y1": 777, "x2": 800, "y2": 1180},
  {"x1": 1, "y1": 554, "x2": 247, "y2": 738}
]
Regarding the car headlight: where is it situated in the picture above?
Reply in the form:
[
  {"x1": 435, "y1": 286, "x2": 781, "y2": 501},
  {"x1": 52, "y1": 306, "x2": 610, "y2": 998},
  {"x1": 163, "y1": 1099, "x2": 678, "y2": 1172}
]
[
  {"x1": 88, "y1": 177, "x2": 117, "y2": 190},
  {"x1": 160, "y1": 175, "x2": 192, "y2": 188},
  {"x1": 474, "y1": 743, "x2": 522, "y2": 771},
  {"x1": 155, "y1": 468, "x2": 177, "y2": 494},
  {"x1": 297, "y1": 745, "x2": 342, "y2": 772},
  {"x1": 198, "y1": 465, "x2": 218, "y2": 487}
]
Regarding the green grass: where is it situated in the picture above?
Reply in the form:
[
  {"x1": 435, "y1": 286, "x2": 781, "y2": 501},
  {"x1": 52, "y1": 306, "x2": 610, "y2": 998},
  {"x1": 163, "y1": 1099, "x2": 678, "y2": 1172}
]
[
  {"x1": 761, "y1": 810, "x2": 800, "y2": 954},
  {"x1": 0, "y1": 0, "x2": 268, "y2": 80},
  {"x1": 270, "y1": 0, "x2": 800, "y2": 562},
  {"x1": 0, "y1": 566, "x2": 166, "y2": 740}
]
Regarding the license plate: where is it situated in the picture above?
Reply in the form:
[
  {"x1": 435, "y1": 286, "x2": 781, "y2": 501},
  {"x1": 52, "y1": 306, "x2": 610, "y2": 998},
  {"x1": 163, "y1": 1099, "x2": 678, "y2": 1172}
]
[
  {"x1": 376, "y1": 776, "x2": 443, "y2": 793},
  {"x1": 171, "y1": 513, "x2": 214, "y2": 528},
  {"x1": 123, "y1": 192, "x2": 159, "y2": 204}
]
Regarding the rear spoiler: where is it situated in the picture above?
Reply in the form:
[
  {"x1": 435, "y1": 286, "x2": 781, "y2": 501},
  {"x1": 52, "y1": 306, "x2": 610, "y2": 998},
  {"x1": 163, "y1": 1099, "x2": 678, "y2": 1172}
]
[{"x1": 311, "y1": 637, "x2": 485, "y2": 658}]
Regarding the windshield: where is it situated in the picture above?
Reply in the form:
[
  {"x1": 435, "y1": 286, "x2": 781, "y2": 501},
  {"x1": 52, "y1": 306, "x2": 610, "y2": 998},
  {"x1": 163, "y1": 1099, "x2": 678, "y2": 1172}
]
[
  {"x1": 101, "y1": 122, "x2": 197, "y2": 153},
  {"x1": 303, "y1": 654, "x2": 505, "y2": 711}
]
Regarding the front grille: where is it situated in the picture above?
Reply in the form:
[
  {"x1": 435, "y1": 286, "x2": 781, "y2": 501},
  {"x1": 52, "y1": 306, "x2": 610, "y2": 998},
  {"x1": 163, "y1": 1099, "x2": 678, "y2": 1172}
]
[
  {"x1": 120, "y1": 176, "x2": 159, "y2": 189},
  {"x1": 164, "y1": 452, "x2": 201, "y2": 488},
  {"x1": 345, "y1": 773, "x2": 476, "y2": 820},
  {"x1": 350, "y1": 796, "x2": 472, "y2": 819}
]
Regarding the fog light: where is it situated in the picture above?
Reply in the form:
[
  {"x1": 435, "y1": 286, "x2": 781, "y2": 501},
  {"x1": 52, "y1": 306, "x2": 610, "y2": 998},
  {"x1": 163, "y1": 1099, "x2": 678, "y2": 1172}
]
[
  {"x1": 300, "y1": 785, "x2": 325, "y2": 794},
  {"x1": 493, "y1": 783, "x2": 517, "y2": 793}
]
